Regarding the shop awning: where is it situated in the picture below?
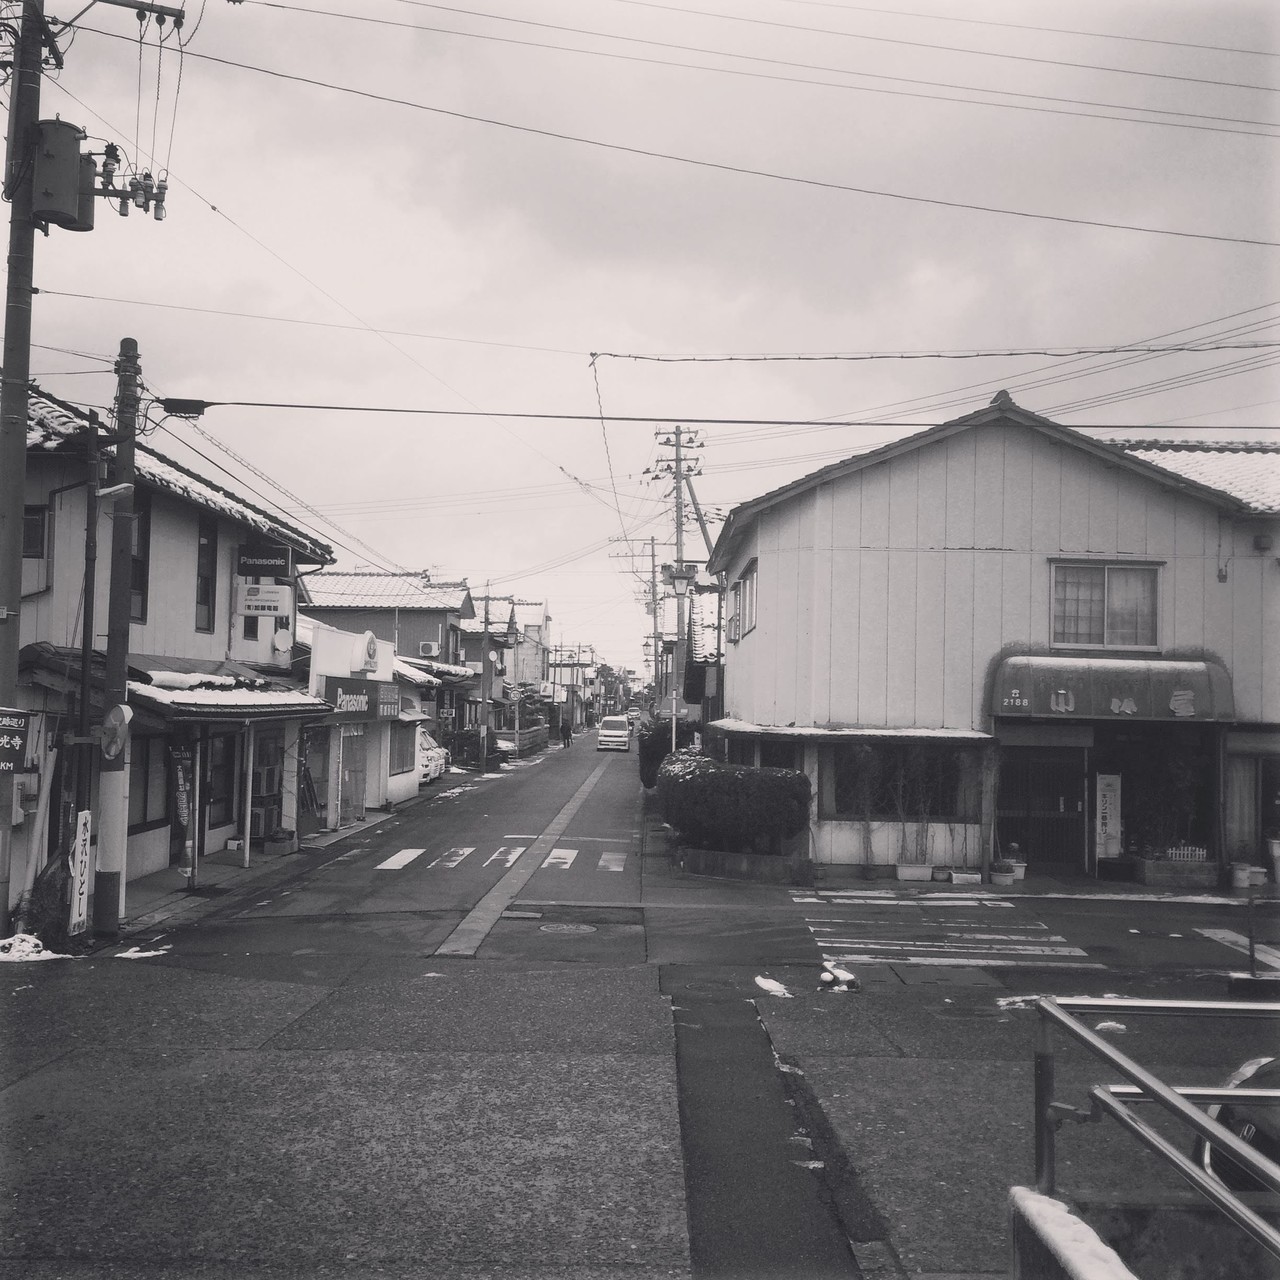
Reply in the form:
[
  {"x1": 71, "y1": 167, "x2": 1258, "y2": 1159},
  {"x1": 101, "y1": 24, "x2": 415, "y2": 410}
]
[
  {"x1": 127, "y1": 665, "x2": 331, "y2": 724},
  {"x1": 708, "y1": 718, "x2": 992, "y2": 740},
  {"x1": 401, "y1": 656, "x2": 473, "y2": 684},
  {"x1": 393, "y1": 657, "x2": 441, "y2": 689},
  {"x1": 991, "y1": 656, "x2": 1234, "y2": 722},
  {"x1": 397, "y1": 709, "x2": 433, "y2": 723}
]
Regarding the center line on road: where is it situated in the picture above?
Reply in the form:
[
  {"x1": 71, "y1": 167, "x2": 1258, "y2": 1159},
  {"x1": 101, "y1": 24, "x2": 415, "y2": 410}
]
[{"x1": 434, "y1": 763, "x2": 609, "y2": 957}]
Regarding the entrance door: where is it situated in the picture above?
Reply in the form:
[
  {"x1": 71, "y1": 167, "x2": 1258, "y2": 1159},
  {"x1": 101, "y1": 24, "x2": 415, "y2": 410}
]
[
  {"x1": 997, "y1": 747, "x2": 1087, "y2": 871},
  {"x1": 338, "y1": 723, "x2": 366, "y2": 826}
]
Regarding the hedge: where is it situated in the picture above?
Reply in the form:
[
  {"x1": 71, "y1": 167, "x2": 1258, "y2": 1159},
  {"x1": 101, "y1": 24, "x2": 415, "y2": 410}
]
[
  {"x1": 638, "y1": 719, "x2": 699, "y2": 789},
  {"x1": 656, "y1": 748, "x2": 811, "y2": 855}
]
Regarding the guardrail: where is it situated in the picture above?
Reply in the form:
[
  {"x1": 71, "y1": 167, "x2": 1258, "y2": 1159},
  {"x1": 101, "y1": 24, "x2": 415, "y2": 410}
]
[{"x1": 1033, "y1": 996, "x2": 1280, "y2": 1258}]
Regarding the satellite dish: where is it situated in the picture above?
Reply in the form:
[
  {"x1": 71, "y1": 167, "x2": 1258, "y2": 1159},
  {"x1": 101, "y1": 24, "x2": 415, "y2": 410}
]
[
  {"x1": 272, "y1": 629, "x2": 293, "y2": 653},
  {"x1": 100, "y1": 704, "x2": 133, "y2": 760}
]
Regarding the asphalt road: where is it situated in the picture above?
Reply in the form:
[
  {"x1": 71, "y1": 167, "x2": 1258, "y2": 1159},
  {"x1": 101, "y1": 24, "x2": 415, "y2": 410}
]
[{"x1": 3, "y1": 732, "x2": 1278, "y2": 1279}]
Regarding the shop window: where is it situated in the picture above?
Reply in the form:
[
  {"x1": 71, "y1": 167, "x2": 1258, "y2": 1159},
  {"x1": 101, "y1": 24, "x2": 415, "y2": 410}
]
[
  {"x1": 205, "y1": 732, "x2": 237, "y2": 828},
  {"x1": 130, "y1": 491, "x2": 151, "y2": 623},
  {"x1": 195, "y1": 513, "x2": 218, "y2": 633},
  {"x1": 22, "y1": 506, "x2": 46, "y2": 558},
  {"x1": 1052, "y1": 563, "x2": 1157, "y2": 650},
  {"x1": 243, "y1": 615, "x2": 259, "y2": 641},
  {"x1": 127, "y1": 737, "x2": 169, "y2": 831},
  {"x1": 820, "y1": 741, "x2": 980, "y2": 822},
  {"x1": 759, "y1": 739, "x2": 799, "y2": 770},
  {"x1": 390, "y1": 722, "x2": 416, "y2": 776},
  {"x1": 739, "y1": 560, "x2": 757, "y2": 635}
]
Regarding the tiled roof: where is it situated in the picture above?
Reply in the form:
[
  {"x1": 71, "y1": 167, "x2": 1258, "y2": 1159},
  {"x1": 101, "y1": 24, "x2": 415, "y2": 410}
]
[
  {"x1": 26, "y1": 388, "x2": 333, "y2": 563},
  {"x1": 1103, "y1": 440, "x2": 1280, "y2": 515},
  {"x1": 303, "y1": 573, "x2": 472, "y2": 611}
]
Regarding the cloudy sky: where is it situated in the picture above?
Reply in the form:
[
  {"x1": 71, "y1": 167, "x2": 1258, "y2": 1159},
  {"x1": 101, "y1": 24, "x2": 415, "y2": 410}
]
[{"x1": 23, "y1": 0, "x2": 1280, "y2": 677}]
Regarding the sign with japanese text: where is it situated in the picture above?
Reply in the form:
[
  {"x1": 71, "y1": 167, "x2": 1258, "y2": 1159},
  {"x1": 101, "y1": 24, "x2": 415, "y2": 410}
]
[
  {"x1": 0, "y1": 707, "x2": 31, "y2": 772},
  {"x1": 1096, "y1": 774, "x2": 1122, "y2": 859},
  {"x1": 993, "y1": 659, "x2": 1230, "y2": 721},
  {"x1": 323, "y1": 677, "x2": 400, "y2": 721},
  {"x1": 234, "y1": 581, "x2": 292, "y2": 616},
  {"x1": 69, "y1": 810, "x2": 93, "y2": 934}
]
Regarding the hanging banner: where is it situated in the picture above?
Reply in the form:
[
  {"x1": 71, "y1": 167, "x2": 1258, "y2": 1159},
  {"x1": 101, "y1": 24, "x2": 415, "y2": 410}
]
[
  {"x1": 171, "y1": 745, "x2": 194, "y2": 831},
  {"x1": 69, "y1": 810, "x2": 93, "y2": 935},
  {"x1": 1096, "y1": 774, "x2": 1122, "y2": 859}
]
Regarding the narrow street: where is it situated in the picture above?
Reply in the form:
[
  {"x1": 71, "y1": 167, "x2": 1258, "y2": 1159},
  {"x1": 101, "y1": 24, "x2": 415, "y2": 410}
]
[{"x1": 3, "y1": 738, "x2": 1279, "y2": 1279}]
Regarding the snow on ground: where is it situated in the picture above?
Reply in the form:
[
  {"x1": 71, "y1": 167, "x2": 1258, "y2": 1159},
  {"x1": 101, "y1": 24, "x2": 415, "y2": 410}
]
[
  {"x1": 114, "y1": 945, "x2": 172, "y2": 959},
  {"x1": 0, "y1": 934, "x2": 77, "y2": 962}
]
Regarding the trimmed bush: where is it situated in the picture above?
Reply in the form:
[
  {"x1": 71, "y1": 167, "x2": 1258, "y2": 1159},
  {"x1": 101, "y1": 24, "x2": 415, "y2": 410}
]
[
  {"x1": 657, "y1": 748, "x2": 810, "y2": 855},
  {"x1": 638, "y1": 718, "x2": 699, "y2": 789}
]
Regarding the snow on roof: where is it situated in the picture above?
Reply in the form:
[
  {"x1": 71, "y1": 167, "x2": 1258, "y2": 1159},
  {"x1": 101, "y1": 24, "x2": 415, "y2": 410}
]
[
  {"x1": 1104, "y1": 439, "x2": 1280, "y2": 515},
  {"x1": 401, "y1": 655, "x2": 474, "y2": 681},
  {"x1": 26, "y1": 388, "x2": 333, "y2": 563},
  {"x1": 303, "y1": 572, "x2": 473, "y2": 611},
  {"x1": 689, "y1": 588, "x2": 722, "y2": 663},
  {"x1": 709, "y1": 718, "x2": 992, "y2": 739},
  {"x1": 128, "y1": 680, "x2": 330, "y2": 716},
  {"x1": 393, "y1": 657, "x2": 441, "y2": 688}
]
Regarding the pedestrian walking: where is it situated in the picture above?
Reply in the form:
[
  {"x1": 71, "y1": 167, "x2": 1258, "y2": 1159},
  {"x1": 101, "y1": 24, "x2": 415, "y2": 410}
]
[{"x1": 560, "y1": 720, "x2": 572, "y2": 749}]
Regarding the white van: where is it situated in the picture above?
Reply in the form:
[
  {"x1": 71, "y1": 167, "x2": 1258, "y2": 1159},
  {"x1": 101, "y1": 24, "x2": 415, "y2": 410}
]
[{"x1": 596, "y1": 715, "x2": 631, "y2": 752}]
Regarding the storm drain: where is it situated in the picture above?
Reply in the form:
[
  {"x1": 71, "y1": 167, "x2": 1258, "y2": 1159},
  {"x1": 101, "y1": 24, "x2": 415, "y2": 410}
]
[{"x1": 538, "y1": 922, "x2": 597, "y2": 934}]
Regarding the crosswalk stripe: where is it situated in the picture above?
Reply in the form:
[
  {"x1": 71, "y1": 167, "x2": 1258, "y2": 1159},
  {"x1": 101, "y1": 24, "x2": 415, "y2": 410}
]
[
  {"x1": 824, "y1": 952, "x2": 1108, "y2": 970},
  {"x1": 815, "y1": 937, "x2": 1088, "y2": 957},
  {"x1": 598, "y1": 851, "x2": 626, "y2": 872},
  {"x1": 427, "y1": 847, "x2": 474, "y2": 868},
  {"x1": 1195, "y1": 928, "x2": 1280, "y2": 971},
  {"x1": 541, "y1": 848, "x2": 578, "y2": 870},
  {"x1": 484, "y1": 846, "x2": 525, "y2": 868},
  {"x1": 376, "y1": 848, "x2": 425, "y2": 870}
]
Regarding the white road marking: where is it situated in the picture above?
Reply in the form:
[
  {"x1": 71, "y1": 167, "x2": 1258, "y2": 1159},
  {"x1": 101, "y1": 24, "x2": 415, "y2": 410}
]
[
  {"x1": 427, "y1": 847, "x2": 474, "y2": 869},
  {"x1": 484, "y1": 846, "x2": 525, "y2": 867},
  {"x1": 825, "y1": 953, "x2": 1108, "y2": 970},
  {"x1": 816, "y1": 938, "x2": 1088, "y2": 956},
  {"x1": 598, "y1": 851, "x2": 627, "y2": 872},
  {"x1": 542, "y1": 848, "x2": 578, "y2": 869},
  {"x1": 1195, "y1": 928, "x2": 1280, "y2": 971},
  {"x1": 376, "y1": 848, "x2": 426, "y2": 870}
]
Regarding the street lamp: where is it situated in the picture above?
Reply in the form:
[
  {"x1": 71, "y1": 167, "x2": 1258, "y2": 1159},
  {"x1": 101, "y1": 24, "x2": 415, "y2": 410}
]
[{"x1": 668, "y1": 566, "x2": 696, "y2": 751}]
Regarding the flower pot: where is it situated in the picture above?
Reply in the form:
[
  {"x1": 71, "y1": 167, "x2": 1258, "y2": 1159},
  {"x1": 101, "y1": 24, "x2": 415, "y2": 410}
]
[
  {"x1": 1250, "y1": 867, "x2": 1267, "y2": 887},
  {"x1": 895, "y1": 864, "x2": 932, "y2": 881},
  {"x1": 991, "y1": 871, "x2": 1016, "y2": 886},
  {"x1": 931, "y1": 866, "x2": 950, "y2": 882},
  {"x1": 1009, "y1": 862, "x2": 1027, "y2": 881},
  {"x1": 950, "y1": 871, "x2": 982, "y2": 885},
  {"x1": 1231, "y1": 863, "x2": 1254, "y2": 889}
]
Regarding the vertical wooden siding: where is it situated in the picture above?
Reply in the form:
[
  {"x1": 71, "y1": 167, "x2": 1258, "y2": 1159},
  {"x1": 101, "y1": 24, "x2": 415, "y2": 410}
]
[{"x1": 722, "y1": 423, "x2": 1278, "y2": 729}]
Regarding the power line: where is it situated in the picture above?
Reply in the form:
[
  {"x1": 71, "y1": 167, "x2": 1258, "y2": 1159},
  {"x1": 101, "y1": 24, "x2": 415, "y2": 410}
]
[
  {"x1": 247, "y1": 1, "x2": 1280, "y2": 138},
  {"x1": 775, "y1": 0, "x2": 1280, "y2": 60},
  {"x1": 593, "y1": 343, "x2": 1280, "y2": 363},
  {"x1": 593, "y1": 0, "x2": 1280, "y2": 93},
  {"x1": 76, "y1": 29, "x2": 1280, "y2": 248}
]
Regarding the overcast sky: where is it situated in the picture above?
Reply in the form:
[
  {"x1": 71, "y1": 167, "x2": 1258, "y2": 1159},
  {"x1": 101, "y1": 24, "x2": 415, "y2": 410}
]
[{"x1": 23, "y1": 0, "x2": 1280, "y2": 677}]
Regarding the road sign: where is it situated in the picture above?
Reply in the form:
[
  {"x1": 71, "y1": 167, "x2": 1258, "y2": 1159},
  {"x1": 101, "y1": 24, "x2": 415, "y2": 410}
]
[
  {"x1": 69, "y1": 810, "x2": 92, "y2": 934},
  {"x1": 0, "y1": 706, "x2": 31, "y2": 772}
]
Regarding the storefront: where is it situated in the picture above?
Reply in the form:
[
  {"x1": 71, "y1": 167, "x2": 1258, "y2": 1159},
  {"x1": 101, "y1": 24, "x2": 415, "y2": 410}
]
[{"x1": 990, "y1": 655, "x2": 1236, "y2": 876}]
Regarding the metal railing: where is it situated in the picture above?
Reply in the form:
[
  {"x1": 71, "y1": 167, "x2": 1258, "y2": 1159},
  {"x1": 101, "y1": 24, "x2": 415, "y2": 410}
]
[{"x1": 1033, "y1": 996, "x2": 1280, "y2": 1258}]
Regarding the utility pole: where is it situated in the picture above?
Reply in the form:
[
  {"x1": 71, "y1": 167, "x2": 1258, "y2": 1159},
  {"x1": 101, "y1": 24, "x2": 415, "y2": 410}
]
[
  {"x1": 649, "y1": 537, "x2": 661, "y2": 700},
  {"x1": 93, "y1": 338, "x2": 139, "y2": 936},
  {"x1": 478, "y1": 584, "x2": 491, "y2": 775},
  {"x1": 0, "y1": 2, "x2": 48, "y2": 920}
]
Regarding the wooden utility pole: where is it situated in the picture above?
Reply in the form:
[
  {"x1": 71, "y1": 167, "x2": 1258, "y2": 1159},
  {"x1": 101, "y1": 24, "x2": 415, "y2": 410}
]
[
  {"x1": 478, "y1": 585, "x2": 491, "y2": 775},
  {"x1": 93, "y1": 339, "x2": 140, "y2": 935}
]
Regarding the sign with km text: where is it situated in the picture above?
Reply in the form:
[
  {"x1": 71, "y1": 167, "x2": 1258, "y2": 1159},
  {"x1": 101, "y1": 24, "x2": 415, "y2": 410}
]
[{"x1": 0, "y1": 707, "x2": 31, "y2": 772}]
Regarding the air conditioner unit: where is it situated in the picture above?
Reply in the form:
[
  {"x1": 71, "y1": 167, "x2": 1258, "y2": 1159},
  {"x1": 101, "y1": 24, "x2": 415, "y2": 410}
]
[{"x1": 418, "y1": 641, "x2": 440, "y2": 657}]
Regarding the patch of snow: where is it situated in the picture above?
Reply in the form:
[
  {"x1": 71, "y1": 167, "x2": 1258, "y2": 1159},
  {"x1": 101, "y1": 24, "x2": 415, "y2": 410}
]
[
  {"x1": 1009, "y1": 1188, "x2": 1138, "y2": 1278},
  {"x1": 1094, "y1": 1021, "x2": 1127, "y2": 1033},
  {"x1": 754, "y1": 975, "x2": 793, "y2": 998},
  {"x1": 0, "y1": 934, "x2": 76, "y2": 962},
  {"x1": 437, "y1": 786, "x2": 475, "y2": 798},
  {"x1": 114, "y1": 945, "x2": 172, "y2": 959},
  {"x1": 792, "y1": 1160, "x2": 825, "y2": 1169}
]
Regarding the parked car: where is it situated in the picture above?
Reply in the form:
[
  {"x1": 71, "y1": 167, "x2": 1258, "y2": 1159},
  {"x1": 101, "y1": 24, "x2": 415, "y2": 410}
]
[
  {"x1": 597, "y1": 715, "x2": 632, "y2": 752},
  {"x1": 1192, "y1": 1055, "x2": 1279, "y2": 1191},
  {"x1": 419, "y1": 728, "x2": 450, "y2": 783}
]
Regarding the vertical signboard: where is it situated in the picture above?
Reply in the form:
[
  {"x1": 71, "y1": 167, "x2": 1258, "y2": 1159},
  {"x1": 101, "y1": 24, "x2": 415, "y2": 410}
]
[
  {"x1": 0, "y1": 706, "x2": 31, "y2": 773},
  {"x1": 69, "y1": 810, "x2": 93, "y2": 934},
  {"x1": 1096, "y1": 774, "x2": 1122, "y2": 859}
]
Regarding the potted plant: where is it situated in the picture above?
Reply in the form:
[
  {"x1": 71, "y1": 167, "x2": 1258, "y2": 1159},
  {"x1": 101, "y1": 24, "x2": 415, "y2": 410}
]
[
  {"x1": 991, "y1": 859, "x2": 1017, "y2": 887},
  {"x1": 264, "y1": 828, "x2": 295, "y2": 857},
  {"x1": 1005, "y1": 842, "x2": 1027, "y2": 880},
  {"x1": 931, "y1": 864, "x2": 951, "y2": 882}
]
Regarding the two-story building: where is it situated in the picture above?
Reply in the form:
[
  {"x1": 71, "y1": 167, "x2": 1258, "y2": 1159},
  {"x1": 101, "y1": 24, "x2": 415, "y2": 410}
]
[
  {"x1": 707, "y1": 392, "x2": 1280, "y2": 878},
  {"x1": 13, "y1": 389, "x2": 335, "y2": 918},
  {"x1": 297, "y1": 571, "x2": 476, "y2": 743}
]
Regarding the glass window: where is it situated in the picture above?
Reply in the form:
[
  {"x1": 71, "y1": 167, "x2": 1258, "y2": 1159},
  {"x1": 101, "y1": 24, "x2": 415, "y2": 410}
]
[
  {"x1": 740, "y1": 560, "x2": 758, "y2": 635},
  {"x1": 22, "y1": 507, "x2": 46, "y2": 558},
  {"x1": 242, "y1": 615, "x2": 259, "y2": 641},
  {"x1": 195, "y1": 513, "x2": 218, "y2": 633},
  {"x1": 205, "y1": 733, "x2": 237, "y2": 827},
  {"x1": 389, "y1": 722, "x2": 416, "y2": 776},
  {"x1": 130, "y1": 491, "x2": 150, "y2": 623},
  {"x1": 127, "y1": 737, "x2": 170, "y2": 831},
  {"x1": 1053, "y1": 563, "x2": 1157, "y2": 649},
  {"x1": 820, "y1": 741, "x2": 980, "y2": 822}
]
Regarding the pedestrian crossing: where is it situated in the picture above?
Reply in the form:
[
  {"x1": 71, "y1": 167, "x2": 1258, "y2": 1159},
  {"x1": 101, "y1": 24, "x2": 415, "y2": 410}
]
[
  {"x1": 375, "y1": 845, "x2": 630, "y2": 873},
  {"x1": 791, "y1": 889, "x2": 1104, "y2": 970}
]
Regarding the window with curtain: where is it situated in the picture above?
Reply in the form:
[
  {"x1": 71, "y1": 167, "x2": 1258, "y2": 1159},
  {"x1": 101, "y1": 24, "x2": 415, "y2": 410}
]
[
  {"x1": 389, "y1": 723, "x2": 416, "y2": 776},
  {"x1": 1052, "y1": 563, "x2": 1157, "y2": 649},
  {"x1": 127, "y1": 737, "x2": 170, "y2": 831},
  {"x1": 820, "y1": 741, "x2": 981, "y2": 822}
]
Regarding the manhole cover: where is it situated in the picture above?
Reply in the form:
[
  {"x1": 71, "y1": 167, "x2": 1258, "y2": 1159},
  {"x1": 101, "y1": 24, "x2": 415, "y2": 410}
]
[{"x1": 539, "y1": 922, "x2": 598, "y2": 934}]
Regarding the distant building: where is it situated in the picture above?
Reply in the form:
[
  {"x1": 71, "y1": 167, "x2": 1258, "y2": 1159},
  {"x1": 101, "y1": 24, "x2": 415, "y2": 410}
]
[{"x1": 708, "y1": 393, "x2": 1280, "y2": 877}]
